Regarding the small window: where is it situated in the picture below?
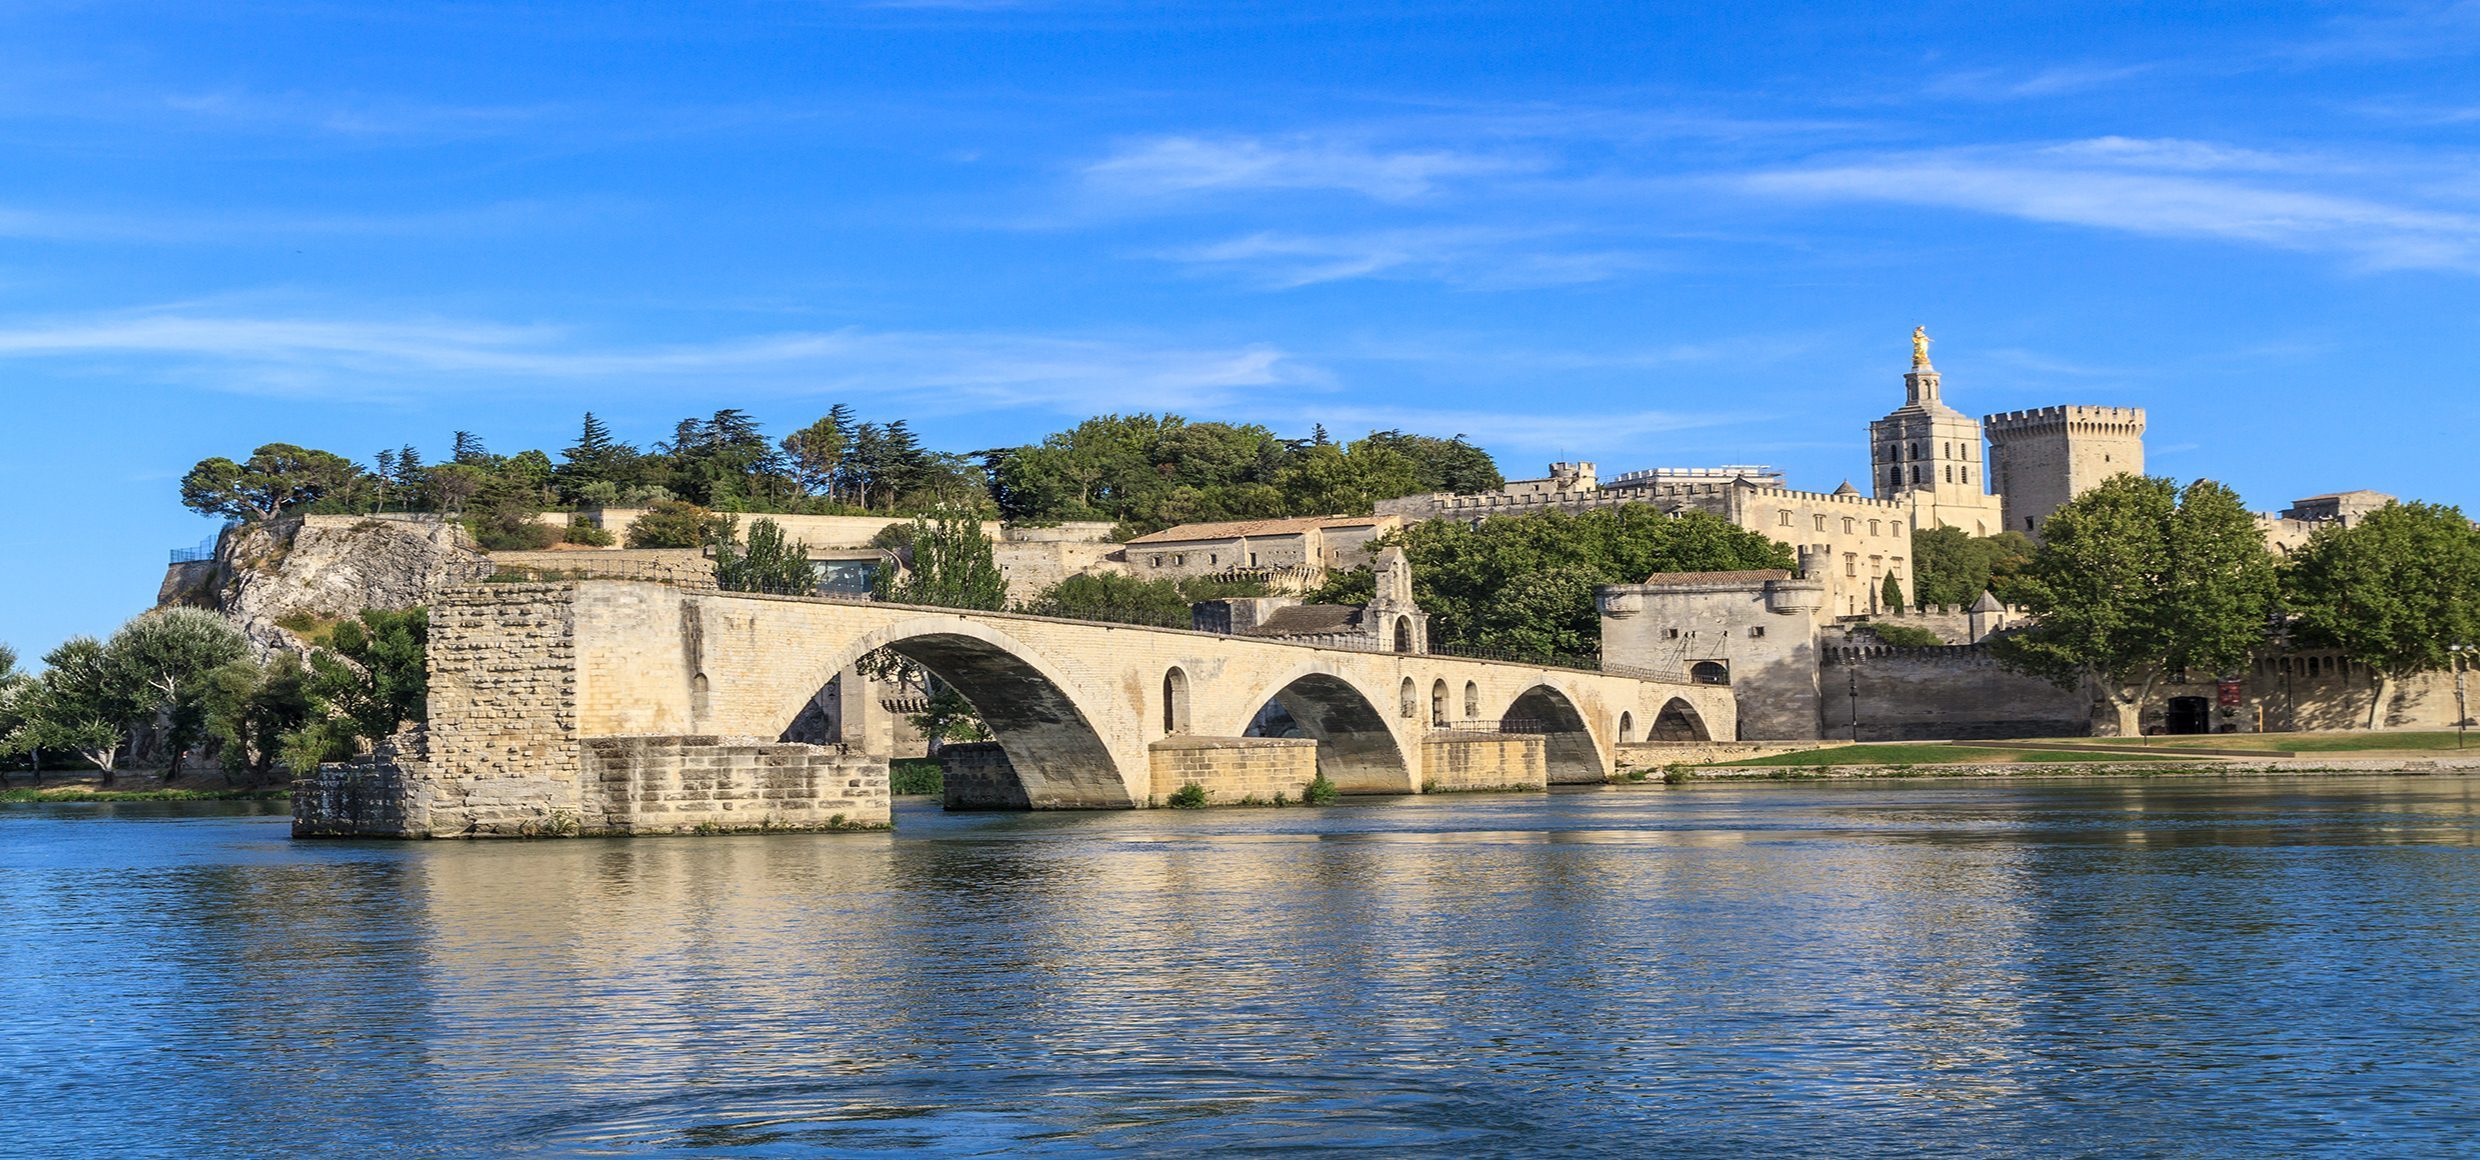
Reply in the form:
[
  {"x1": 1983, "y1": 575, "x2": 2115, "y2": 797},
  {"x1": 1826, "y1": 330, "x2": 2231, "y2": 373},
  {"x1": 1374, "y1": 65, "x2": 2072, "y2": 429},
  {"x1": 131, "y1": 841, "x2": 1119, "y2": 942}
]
[
  {"x1": 1814, "y1": 514, "x2": 1828, "y2": 531},
  {"x1": 1869, "y1": 520, "x2": 1881, "y2": 536},
  {"x1": 1910, "y1": 465, "x2": 1920, "y2": 484},
  {"x1": 1209, "y1": 554, "x2": 1217, "y2": 566},
  {"x1": 1844, "y1": 555, "x2": 1858, "y2": 577},
  {"x1": 1944, "y1": 465, "x2": 1953, "y2": 483},
  {"x1": 1151, "y1": 555, "x2": 1163, "y2": 567},
  {"x1": 1664, "y1": 627, "x2": 1680, "y2": 639},
  {"x1": 1842, "y1": 517, "x2": 1855, "y2": 534},
  {"x1": 1778, "y1": 510, "x2": 1793, "y2": 527},
  {"x1": 1749, "y1": 626, "x2": 1766, "y2": 639},
  {"x1": 1961, "y1": 467, "x2": 1970, "y2": 484}
]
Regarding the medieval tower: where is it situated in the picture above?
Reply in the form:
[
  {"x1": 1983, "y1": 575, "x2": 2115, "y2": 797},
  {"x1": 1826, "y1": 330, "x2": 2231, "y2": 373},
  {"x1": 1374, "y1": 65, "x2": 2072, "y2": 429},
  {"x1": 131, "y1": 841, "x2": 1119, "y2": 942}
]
[
  {"x1": 1868, "y1": 328, "x2": 2005, "y2": 539},
  {"x1": 1983, "y1": 405, "x2": 2147, "y2": 538}
]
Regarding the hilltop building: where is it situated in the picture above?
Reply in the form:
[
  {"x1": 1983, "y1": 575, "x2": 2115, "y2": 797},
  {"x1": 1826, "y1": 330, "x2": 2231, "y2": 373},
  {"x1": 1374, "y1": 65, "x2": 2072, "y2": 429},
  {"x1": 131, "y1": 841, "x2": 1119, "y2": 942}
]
[{"x1": 1124, "y1": 514, "x2": 1402, "y2": 585}]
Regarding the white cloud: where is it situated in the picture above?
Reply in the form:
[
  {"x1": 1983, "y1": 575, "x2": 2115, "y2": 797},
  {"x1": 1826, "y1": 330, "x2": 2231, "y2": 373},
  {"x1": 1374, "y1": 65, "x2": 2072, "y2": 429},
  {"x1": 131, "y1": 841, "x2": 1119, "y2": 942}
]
[
  {"x1": 1739, "y1": 145, "x2": 2480, "y2": 271},
  {"x1": 1152, "y1": 227, "x2": 1640, "y2": 289},
  {"x1": 1083, "y1": 135, "x2": 1531, "y2": 202},
  {"x1": 0, "y1": 310, "x2": 1324, "y2": 415}
]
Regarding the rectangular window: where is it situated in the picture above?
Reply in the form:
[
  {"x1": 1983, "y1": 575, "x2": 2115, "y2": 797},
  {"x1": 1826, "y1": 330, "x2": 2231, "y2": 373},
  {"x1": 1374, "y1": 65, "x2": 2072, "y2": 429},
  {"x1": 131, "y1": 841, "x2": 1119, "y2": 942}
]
[
  {"x1": 1845, "y1": 554, "x2": 1857, "y2": 577},
  {"x1": 1869, "y1": 520, "x2": 1880, "y2": 536},
  {"x1": 1778, "y1": 510, "x2": 1793, "y2": 527},
  {"x1": 1815, "y1": 514, "x2": 1828, "y2": 531},
  {"x1": 1749, "y1": 626, "x2": 1766, "y2": 639}
]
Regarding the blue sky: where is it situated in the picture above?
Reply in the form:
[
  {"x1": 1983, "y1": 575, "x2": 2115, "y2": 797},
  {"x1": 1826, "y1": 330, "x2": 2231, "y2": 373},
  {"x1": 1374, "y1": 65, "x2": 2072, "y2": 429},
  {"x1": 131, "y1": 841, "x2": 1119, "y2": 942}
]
[{"x1": 5, "y1": 1, "x2": 2479, "y2": 657}]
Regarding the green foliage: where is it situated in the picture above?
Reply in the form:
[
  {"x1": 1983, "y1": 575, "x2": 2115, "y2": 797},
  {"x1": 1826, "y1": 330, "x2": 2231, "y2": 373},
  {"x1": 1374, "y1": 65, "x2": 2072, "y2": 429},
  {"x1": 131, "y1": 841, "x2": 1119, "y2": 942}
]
[
  {"x1": 199, "y1": 653, "x2": 313, "y2": 777},
  {"x1": 1910, "y1": 527, "x2": 2037, "y2": 607},
  {"x1": 1994, "y1": 476, "x2": 2276, "y2": 728},
  {"x1": 714, "y1": 517, "x2": 820, "y2": 594},
  {"x1": 563, "y1": 517, "x2": 615, "y2": 547},
  {"x1": 888, "y1": 758, "x2": 944, "y2": 795},
  {"x1": 2281, "y1": 500, "x2": 2480, "y2": 725},
  {"x1": 1270, "y1": 438, "x2": 1420, "y2": 516},
  {"x1": 1019, "y1": 572, "x2": 1270, "y2": 625},
  {"x1": 1302, "y1": 773, "x2": 1340, "y2": 805},
  {"x1": 626, "y1": 499, "x2": 724, "y2": 548},
  {"x1": 181, "y1": 443, "x2": 363, "y2": 522},
  {"x1": 1385, "y1": 507, "x2": 1797, "y2": 658},
  {"x1": 907, "y1": 684, "x2": 989, "y2": 747},
  {"x1": 1355, "y1": 429, "x2": 1503, "y2": 494},
  {"x1": 1166, "y1": 782, "x2": 1209, "y2": 808},
  {"x1": 1304, "y1": 565, "x2": 1376, "y2": 606},
  {"x1": 1860, "y1": 623, "x2": 1944, "y2": 647},
  {"x1": 1881, "y1": 571, "x2": 1905, "y2": 613},
  {"x1": 875, "y1": 509, "x2": 1007, "y2": 611}
]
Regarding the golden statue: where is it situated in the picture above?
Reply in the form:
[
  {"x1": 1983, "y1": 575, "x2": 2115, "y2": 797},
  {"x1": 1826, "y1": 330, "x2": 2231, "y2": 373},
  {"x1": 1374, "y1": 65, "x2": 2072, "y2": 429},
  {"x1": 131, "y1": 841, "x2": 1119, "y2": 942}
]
[{"x1": 1910, "y1": 325, "x2": 1932, "y2": 368}]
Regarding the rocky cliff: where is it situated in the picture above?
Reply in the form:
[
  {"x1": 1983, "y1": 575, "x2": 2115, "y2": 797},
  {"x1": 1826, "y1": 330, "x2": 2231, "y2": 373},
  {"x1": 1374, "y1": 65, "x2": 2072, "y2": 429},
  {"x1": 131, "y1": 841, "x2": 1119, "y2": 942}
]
[{"x1": 158, "y1": 515, "x2": 494, "y2": 655}]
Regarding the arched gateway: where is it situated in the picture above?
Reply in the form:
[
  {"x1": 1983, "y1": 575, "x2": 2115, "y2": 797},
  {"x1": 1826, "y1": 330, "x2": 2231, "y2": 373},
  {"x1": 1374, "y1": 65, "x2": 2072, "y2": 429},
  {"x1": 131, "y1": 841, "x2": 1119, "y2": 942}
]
[{"x1": 298, "y1": 581, "x2": 1734, "y2": 838}]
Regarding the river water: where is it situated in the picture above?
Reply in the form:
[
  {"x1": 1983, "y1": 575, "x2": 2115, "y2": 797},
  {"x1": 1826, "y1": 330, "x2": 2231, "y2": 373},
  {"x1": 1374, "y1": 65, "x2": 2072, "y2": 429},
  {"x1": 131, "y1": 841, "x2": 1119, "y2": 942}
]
[{"x1": 6, "y1": 776, "x2": 2480, "y2": 1156}]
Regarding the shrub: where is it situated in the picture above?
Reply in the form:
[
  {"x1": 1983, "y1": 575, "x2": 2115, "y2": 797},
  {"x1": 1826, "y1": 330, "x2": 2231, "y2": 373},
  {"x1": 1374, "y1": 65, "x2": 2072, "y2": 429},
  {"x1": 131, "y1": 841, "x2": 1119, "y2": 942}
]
[
  {"x1": 1302, "y1": 774, "x2": 1339, "y2": 805},
  {"x1": 1166, "y1": 782, "x2": 1209, "y2": 809},
  {"x1": 627, "y1": 500, "x2": 723, "y2": 548},
  {"x1": 564, "y1": 518, "x2": 615, "y2": 547},
  {"x1": 1859, "y1": 623, "x2": 1944, "y2": 648},
  {"x1": 889, "y1": 758, "x2": 943, "y2": 795}
]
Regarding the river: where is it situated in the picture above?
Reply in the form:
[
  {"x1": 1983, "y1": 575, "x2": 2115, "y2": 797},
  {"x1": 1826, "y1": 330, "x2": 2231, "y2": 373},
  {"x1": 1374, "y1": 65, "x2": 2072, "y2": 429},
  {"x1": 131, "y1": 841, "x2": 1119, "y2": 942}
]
[{"x1": 6, "y1": 776, "x2": 2479, "y2": 1156}]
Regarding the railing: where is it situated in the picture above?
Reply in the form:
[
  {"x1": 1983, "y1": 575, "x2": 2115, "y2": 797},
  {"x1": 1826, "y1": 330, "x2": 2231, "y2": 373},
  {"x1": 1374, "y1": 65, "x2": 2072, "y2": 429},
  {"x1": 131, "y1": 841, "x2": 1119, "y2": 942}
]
[{"x1": 168, "y1": 527, "x2": 232, "y2": 564}]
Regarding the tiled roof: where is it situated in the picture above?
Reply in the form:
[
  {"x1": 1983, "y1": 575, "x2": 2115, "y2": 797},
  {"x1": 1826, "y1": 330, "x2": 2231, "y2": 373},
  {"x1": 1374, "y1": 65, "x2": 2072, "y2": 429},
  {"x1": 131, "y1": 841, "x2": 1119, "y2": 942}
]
[
  {"x1": 1126, "y1": 514, "x2": 1395, "y2": 545},
  {"x1": 1635, "y1": 569, "x2": 1795, "y2": 585}
]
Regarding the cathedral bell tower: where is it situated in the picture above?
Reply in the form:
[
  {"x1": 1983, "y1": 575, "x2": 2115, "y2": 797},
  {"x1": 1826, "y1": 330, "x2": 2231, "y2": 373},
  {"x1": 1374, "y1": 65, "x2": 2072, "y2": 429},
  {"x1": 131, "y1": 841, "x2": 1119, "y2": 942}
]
[{"x1": 1867, "y1": 327, "x2": 2001, "y2": 537}]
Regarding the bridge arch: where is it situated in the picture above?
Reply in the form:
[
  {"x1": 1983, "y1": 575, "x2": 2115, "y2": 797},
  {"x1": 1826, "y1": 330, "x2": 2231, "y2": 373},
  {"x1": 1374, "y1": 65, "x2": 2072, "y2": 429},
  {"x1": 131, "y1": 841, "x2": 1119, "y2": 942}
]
[
  {"x1": 1502, "y1": 682, "x2": 1609, "y2": 784},
  {"x1": 768, "y1": 615, "x2": 1135, "y2": 808},
  {"x1": 1221, "y1": 662, "x2": 1416, "y2": 795},
  {"x1": 1649, "y1": 696, "x2": 1712, "y2": 742}
]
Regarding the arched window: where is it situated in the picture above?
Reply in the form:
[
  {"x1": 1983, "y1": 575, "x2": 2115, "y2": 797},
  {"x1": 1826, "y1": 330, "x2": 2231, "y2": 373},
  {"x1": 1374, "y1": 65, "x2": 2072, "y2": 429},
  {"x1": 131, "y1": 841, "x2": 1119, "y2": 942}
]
[
  {"x1": 1393, "y1": 618, "x2": 1414, "y2": 654},
  {"x1": 1944, "y1": 465, "x2": 1953, "y2": 483},
  {"x1": 1399, "y1": 677, "x2": 1419, "y2": 718},
  {"x1": 1162, "y1": 667, "x2": 1190, "y2": 734},
  {"x1": 1431, "y1": 679, "x2": 1448, "y2": 726},
  {"x1": 1690, "y1": 661, "x2": 1730, "y2": 685},
  {"x1": 1463, "y1": 681, "x2": 1480, "y2": 719},
  {"x1": 1618, "y1": 711, "x2": 1635, "y2": 742}
]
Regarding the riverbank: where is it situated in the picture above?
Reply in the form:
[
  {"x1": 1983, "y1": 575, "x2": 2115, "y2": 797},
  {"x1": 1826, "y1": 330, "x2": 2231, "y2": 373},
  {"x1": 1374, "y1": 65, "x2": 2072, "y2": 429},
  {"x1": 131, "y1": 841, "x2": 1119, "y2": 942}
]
[{"x1": 2, "y1": 786, "x2": 291, "y2": 802}]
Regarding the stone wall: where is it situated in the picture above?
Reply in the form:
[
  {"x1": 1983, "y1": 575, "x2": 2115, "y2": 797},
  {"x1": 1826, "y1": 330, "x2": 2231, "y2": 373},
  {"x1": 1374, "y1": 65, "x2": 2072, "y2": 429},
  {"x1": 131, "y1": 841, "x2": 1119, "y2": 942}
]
[
  {"x1": 1421, "y1": 734, "x2": 1547, "y2": 791},
  {"x1": 422, "y1": 584, "x2": 583, "y2": 835},
  {"x1": 1146, "y1": 735, "x2": 1318, "y2": 805},
  {"x1": 939, "y1": 741, "x2": 1030, "y2": 810},
  {"x1": 1821, "y1": 643, "x2": 2092, "y2": 741},
  {"x1": 485, "y1": 548, "x2": 716, "y2": 589},
  {"x1": 293, "y1": 734, "x2": 426, "y2": 837},
  {"x1": 1614, "y1": 740, "x2": 1818, "y2": 769},
  {"x1": 579, "y1": 735, "x2": 888, "y2": 833}
]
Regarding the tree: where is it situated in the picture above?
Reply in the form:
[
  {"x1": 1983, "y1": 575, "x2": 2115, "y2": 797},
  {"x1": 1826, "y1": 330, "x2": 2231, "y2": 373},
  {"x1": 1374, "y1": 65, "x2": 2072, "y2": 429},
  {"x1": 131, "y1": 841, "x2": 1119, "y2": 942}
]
[
  {"x1": 180, "y1": 443, "x2": 362, "y2": 522},
  {"x1": 1357, "y1": 430, "x2": 1504, "y2": 495},
  {"x1": 1376, "y1": 506, "x2": 1795, "y2": 659},
  {"x1": 1273, "y1": 439, "x2": 1421, "y2": 516},
  {"x1": 199, "y1": 653, "x2": 314, "y2": 778},
  {"x1": 1995, "y1": 476, "x2": 2276, "y2": 736},
  {"x1": 626, "y1": 499, "x2": 723, "y2": 548},
  {"x1": 782, "y1": 412, "x2": 851, "y2": 501},
  {"x1": 12, "y1": 638, "x2": 133, "y2": 772},
  {"x1": 104, "y1": 608, "x2": 249, "y2": 773},
  {"x1": 875, "y1": 509, "x2": 1007, "y2": 611},
  {"x1": 1910, "y1": 527, "x2": 2037, "y2": 608},
  {"x1": 426, "y1": 463, "x2": 487, "y2": 516},
  {"x1": 1881, "y1": 571, "x2": 1905, "y2": 613},
  {"x1": 714, "y1": 518, "x2": 820, "y2": 594},
  {"x1": 450, "y1": 431, "x2": 490, "y2": 465},
  {"x1": 2282, "y1": 501, "x2": 2480, "y2": 729}
]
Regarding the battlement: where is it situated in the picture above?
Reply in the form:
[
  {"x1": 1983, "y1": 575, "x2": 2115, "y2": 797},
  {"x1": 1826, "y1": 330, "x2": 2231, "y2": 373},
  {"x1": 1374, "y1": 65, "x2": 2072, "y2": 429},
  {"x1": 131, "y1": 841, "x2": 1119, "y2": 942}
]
[{"x1": 1983, "y1": 405, "x2": 2147, "y2": 433}]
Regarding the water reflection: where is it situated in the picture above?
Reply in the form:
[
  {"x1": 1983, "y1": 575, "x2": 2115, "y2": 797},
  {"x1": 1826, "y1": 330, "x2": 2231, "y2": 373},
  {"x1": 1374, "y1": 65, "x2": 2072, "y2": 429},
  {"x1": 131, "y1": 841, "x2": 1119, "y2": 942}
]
[{"x1": 4, "y1": 778, "x2": 2480, "y2": 1154}]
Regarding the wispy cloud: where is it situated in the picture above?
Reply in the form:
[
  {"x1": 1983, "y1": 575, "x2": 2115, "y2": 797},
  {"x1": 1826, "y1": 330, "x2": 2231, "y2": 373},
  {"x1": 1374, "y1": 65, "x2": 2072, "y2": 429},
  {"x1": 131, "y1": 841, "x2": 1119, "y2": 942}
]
[
  {"x1": 1738, "y1": 141, "x2": 2480, "y2": 271},
  {"x1": 0, "y1": 309, "x2": 1324, "y2": 414},
  {"x1": 1295, "y1": 404, "x2": 1738, "y2": 454},
  {"x1": 1083, "y1": 134, "x2": 1533, "y2": 202},
  {"x1": 1152, "y1": 227, "x2": 1642, "y2": 289}
]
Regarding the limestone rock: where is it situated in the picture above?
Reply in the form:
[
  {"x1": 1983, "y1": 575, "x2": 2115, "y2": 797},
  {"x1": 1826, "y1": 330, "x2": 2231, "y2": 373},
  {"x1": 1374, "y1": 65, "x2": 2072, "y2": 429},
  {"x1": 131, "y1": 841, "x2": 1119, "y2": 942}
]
[{"x1": 162, "y1": 515, "x2": 495, "y2": 656}]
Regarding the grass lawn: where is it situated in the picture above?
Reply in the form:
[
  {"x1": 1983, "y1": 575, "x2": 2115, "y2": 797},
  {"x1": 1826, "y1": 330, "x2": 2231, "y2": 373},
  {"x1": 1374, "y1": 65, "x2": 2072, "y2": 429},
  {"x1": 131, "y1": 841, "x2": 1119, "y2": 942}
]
[
  {"x1": 2057, "y1": 731, "x2": 2477, "y2": 754},
  {"x1": 1717, "y1": 744, "x2": 2136, "y2": 767},
  {"x1": 0, "y1": 787, "x2": 291, "y2": 802}
]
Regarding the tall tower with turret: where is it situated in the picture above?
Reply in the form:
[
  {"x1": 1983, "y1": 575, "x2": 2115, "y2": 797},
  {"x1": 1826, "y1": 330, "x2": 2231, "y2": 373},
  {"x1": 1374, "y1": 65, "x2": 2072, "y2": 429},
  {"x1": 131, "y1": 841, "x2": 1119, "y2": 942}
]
[
  {"x1": 1982, "y1": 405, "x2": 2147, "y2": 539},
  {"x1": 1868, "y1": 328, "x2": 2004, "y2": 539}
]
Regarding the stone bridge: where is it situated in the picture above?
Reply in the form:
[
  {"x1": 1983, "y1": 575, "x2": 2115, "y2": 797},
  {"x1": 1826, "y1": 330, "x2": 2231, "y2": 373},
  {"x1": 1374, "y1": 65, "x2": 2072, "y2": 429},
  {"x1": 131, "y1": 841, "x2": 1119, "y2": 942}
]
[{"x1": 300, "y1": 581, "x2": 1734, "y2": 837}]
